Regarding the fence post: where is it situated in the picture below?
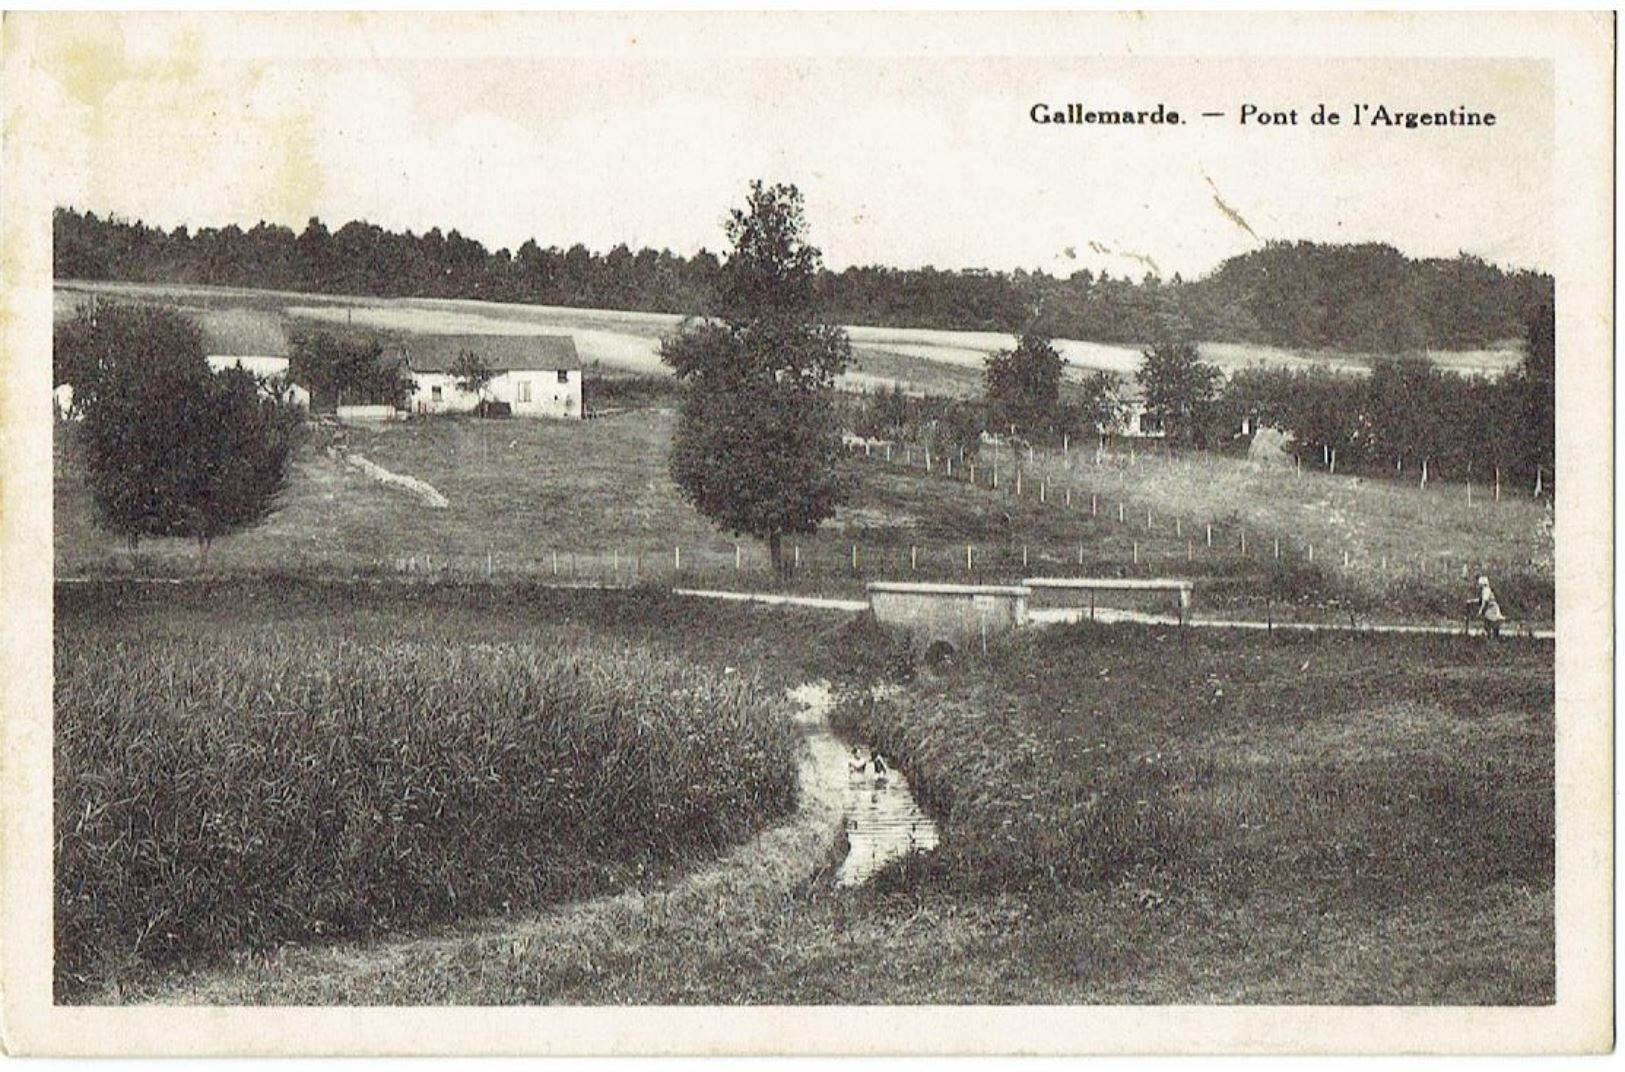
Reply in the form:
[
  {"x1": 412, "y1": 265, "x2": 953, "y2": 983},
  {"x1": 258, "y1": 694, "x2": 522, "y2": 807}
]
[
  {"x1": 1206, "y1": 524, "x2": 1213, "y2": 548},
  {"x1": 1118, "y1": 502, "x2": 1125, "y2": 524},
  {"x1": 674, "y1": 545, "x2": 681, "y2": 573},
  {"x1": 487, "y1": 550, "x2": 493, "y2": 578},
  {"x1": 851, "y1": 543, "x2": 859, "y2": 574},
  {"x1": 1274, "y1": 537, "x2": 1280, "y2": 560},
  {"x1": 1077, "y1": 543, "x2": 1084, "y2": 565},
  {"x1": 926, "y1": 450, "x2": 933, "y2": 473},
  {"x1": 885, "y1": 443, "x2": 892, "y2": 462},
  {"x1": 1175, "y1": 518, "x2": 1182, "y2": 538},
  {"x1": 911, "y1": 545, "x2": 917, "y2": 571},
  {"x1": 1015, "y1": 469, "x2": 1022, "y2": 496},
  {"x1": 966, "y1": 544, "x2": 973, "y2": 572},
  {"x1": 552, "y1": 550, "x2": 558, "y2": 576},
  {"x1": 1187, "y1": 539, "x2": 1193, "y2": 562},
  {"x1": 1343, "y1": 549, "x2": 1350, "y2": 569},
  {"x1": 1091, "y1": 493, "x2": 1098, "y2": 517},
  {"x1": 1494, "y1": 466, "x2": 1501, "y2": 501},
  {"x1": 613, "y1": 549, "x2": 619, "y2": 577},
  {"x1": 1132, "y1": 541, "x2": 1139, "y2": 565},
  {"x1": 1022, "y1": 545, "x2": 1029, "y2": 568},
  {"x1": 1240, "y1": 530, "x2": 1246, "y2": 555},
  {"x1": 795, "y1": 544, "x2": 801, "y2": 570},
  {"x1": 1308, "y1": 544, "x2": 1314, "y2": 563},
  {"x1": 1146, "y1": 506, "x2": 1153, "y2": 531},
  {"x1": 735, "y1": 544, "x2": 741, "y2": 572},
  {"x1": 1065, "y1": 486, "x2": 1072, "y2": 507},
  {"x1": 1040, "y1": 479, "x2": 1046, "y2": 503}
]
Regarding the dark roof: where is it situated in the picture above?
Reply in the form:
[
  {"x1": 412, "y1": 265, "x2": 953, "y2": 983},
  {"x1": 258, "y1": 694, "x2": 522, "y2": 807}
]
[{"x1": 401, "y1": 334, "x2": 579, "y2": 373}]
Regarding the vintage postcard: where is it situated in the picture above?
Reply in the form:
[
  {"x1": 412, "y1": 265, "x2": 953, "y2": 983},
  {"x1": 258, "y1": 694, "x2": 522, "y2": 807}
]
[{"x1": 0, "y1": 10, "x2": 1612, "y2": 1056}]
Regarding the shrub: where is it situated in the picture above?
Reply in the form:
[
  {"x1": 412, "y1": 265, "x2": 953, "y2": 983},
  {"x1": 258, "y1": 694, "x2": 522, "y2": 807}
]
[
  {"x1": 55, "y1": 632, "x2": 798, "y2": 997},
  {"x1": 64, "y1": 303, "x2": 301, "y2": 553}
]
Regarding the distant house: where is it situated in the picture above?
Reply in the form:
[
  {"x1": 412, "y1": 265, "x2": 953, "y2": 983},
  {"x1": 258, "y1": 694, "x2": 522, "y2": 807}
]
[
  {"x1": 1115, "y1": 395, "x2": 1166, "y2": 438},
  {"x1": 405, "y1": 336, "x2": 582, "y2": 419},
  {"x1": 206, "y1": 354, "x2": 311, "y2": 409}
]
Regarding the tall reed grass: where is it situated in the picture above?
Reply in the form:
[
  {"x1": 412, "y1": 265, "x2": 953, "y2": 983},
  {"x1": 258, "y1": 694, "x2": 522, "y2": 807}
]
[
  {"x1": 833, "y1": 623, "x2": 1553, "y2": 903},
  {"x1": 56, "y1": 631, "x2": 798, "y2": 997}
]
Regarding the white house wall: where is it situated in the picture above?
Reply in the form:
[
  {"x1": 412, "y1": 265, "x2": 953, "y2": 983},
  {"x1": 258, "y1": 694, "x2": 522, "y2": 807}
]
[{"x1": 409, "y1": 370, "x2": 582, "y2": 419}]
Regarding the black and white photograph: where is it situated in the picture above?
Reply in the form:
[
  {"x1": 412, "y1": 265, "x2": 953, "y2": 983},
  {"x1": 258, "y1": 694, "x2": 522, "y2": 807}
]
[{"x1": 0, "y1": 10, "x2": 1612, "y2": 1056}]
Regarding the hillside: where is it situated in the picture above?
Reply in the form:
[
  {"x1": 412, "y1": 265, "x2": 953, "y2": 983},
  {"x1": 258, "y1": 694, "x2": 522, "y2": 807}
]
[
  {"x1": 53, "y1": 280, "x2": 1528, "y2": 401},
  {"x1": 54, "y1": 407, "x2": 1554, "y2": 623},
  {"x1": 56, "y1": 208, "x2": 1552, "y2": 354}
]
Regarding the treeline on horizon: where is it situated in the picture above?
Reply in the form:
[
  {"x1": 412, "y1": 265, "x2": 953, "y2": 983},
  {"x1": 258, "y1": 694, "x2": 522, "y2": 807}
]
[{"x1": 54, "y1": 207, "x2": 1553, "y2": 353}]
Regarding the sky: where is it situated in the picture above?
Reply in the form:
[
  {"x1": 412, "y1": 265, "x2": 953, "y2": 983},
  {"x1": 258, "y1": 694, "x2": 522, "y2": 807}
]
[{"x1": 27, "y1": 14, "x2": 1555, "y2": 282}]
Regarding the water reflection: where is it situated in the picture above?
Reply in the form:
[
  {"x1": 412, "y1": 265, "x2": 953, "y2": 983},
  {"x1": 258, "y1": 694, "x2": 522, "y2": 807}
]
[
  {"x1": 836, "y1": 750, "x2": 940, "y2": 886},
  {"x1": 788, "y1": 682, "x2": 941, "y2": 887}
]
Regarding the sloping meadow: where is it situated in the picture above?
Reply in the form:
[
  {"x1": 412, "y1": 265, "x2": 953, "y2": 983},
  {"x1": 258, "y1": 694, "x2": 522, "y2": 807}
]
[{"x1": 55, "y1": 602, "x2": 799, "y2": 1000}]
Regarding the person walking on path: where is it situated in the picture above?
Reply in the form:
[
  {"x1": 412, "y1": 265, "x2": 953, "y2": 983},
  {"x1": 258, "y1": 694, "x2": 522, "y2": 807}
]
[{"x1": 1474, "y1": 574, "x2": 1506, "y2": 639}]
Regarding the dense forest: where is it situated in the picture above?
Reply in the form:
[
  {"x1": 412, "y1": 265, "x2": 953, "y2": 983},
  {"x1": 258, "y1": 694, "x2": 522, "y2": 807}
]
[{"x1": 54, "y1": 208, "x2": 1552, "y2": 352}]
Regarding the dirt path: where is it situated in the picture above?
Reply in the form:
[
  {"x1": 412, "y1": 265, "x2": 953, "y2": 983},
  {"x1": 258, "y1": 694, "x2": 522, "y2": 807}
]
[
  {"x1": 135, "y1": 685, "x2": 851, "y2": 1005},
  {"x1": 331, "y1": 447, "x2": 449, "y2": 509},
  {"x1": 669, "y1": 587, "x2": 1554, "y2": 640}
]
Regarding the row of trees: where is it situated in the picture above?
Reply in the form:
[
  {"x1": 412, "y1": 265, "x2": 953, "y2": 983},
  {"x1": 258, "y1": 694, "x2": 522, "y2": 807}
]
[
  {"x1": 57, "y1": 305, "x2": 303, "y2": 553},
  {"x1": 56, "y1": 208, "x2": 1553, "y2": 352},
  {"x1": 1216, "y1": 303, "x2": 1555, "y2": 486},
  {"x1": 852, "y1": 295, "x2": 1555, "y2": 491}
]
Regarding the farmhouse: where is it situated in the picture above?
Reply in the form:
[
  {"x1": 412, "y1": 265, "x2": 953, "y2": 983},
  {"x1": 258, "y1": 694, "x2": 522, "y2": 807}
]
[{"x1": 405, "y1": 337, "x2": 583, "y2": 419}]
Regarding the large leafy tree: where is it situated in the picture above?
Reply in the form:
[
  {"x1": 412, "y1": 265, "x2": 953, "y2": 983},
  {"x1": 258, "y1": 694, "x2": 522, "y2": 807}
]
[
  {"x1": 287, "y1": 329, "x2": 415, "y2": 411},
  {"x1": 1073, "y1": 369, "x2": 1124, "y2": 439},
  {"x1": 984, "y1": 331, "x2": 1064, "y2": 435},
  {"x1": 65, "y1": 304, "x2": 301, "y2": 556},
  {"x1": 663, "y1": 181, "x2": 850, "y2": 576},
  {"x1": 1138, "y1": 339, "x2": 1223, "y2": 447}
]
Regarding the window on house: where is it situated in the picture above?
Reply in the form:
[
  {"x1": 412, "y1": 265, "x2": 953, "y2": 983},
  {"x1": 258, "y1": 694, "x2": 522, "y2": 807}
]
[
  {"x1": 557, "y1": 369, "x2": 570, "y2": 384},
  {"x1": 518, "y1": 381, "x2": 531, "y2": 403},
  {"x1": 431, "y1": 385, "x2": 443, "y2": 401}
]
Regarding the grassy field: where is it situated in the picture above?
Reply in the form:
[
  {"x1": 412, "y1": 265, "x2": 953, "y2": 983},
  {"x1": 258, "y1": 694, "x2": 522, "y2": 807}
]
[
  {"x1": 54, "y1": 579, "x2": 861, "y2": 1002},
  {"x1": 56, "y1": 280, "x2": 1523, "y2": 394},
  {"x1": 56, "y1": 404, "x2": 1554, "y2": 622},
  {"x1": 105, "y1": 594, "x2": 1552, "y2": 1006}
]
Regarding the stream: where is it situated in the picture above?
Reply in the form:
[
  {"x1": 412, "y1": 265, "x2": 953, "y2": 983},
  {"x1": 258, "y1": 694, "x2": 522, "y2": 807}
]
[{"x1": 788, "y1": 682, "x2": 940, "y2": 886}]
